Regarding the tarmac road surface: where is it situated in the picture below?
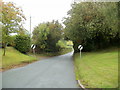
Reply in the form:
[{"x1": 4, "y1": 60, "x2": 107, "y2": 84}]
[{"x1": 2, "y1": 52, "x2": 79, "y2": 88}]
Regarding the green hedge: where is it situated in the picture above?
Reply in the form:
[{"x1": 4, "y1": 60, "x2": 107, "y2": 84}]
[{"x1": 14, "y1": 35, "x2": 30, "y2": 53}]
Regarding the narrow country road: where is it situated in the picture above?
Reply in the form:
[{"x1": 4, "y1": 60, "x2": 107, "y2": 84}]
[{"x1": 2, "y1": 52, "x2": 79, "y2": 88}]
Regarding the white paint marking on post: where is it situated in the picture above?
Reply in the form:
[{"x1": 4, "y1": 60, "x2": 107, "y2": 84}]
[
  {"x1": 33, "y1": 45, "x2": 36, "y2": 49},
  {"x1": 78, "y1": 45, "x2": 83, "y2": 58},
  {"x1": 78, "y1": 45, "x2": 81, "y2": 49},
  {"x1": 31, "y1": 44, "x2": 36, "y2": 49},
  {"x1": 31, "y1": 44, "x2": 36, "y2": 55}
]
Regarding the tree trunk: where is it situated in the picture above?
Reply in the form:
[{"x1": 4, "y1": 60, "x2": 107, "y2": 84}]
[{"x1": 3, "y1": 43, "x2": 6, "y2": 56}]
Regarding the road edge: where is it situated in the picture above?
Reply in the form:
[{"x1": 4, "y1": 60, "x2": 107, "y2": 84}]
[
  {"x1": 72, "y1": 53, "x2": 87, "y2": 90},
  {"x1": 77, "y1": 80, "x2": 86, "y2": 89}
]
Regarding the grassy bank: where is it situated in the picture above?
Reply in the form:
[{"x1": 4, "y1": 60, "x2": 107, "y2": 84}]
[
  {"x1": 0, "y1": 49, "x2": 2, "y2": 69},
  {"x1": 74, "y1": 48, "x2": 118, "y2": 88},
  {"x1": 1, "y1": 47, "x2": 37, "y2": 71}
]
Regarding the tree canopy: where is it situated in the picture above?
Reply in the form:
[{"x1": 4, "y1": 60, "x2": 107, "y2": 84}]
[
  {"x1": 32, "y1": 20, "x2": 63, "y2": 52},
  {"x1": 64, "y1": 2, "x2": 118, "y2": 52},
  {"x1": 1, "y1": 1, "x2": 26, "y2": 55}
]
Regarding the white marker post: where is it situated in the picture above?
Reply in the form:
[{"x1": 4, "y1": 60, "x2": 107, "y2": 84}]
[
  {"x1": 78, "y1": 45, "x2": 83, "y2": 58},
  {"x1": 31, "y1": 44, "x2": 36, "y2": 55}
]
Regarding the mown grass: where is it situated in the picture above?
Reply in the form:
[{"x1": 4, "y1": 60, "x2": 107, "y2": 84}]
[
  {"x1": 0, "y1": 48, "x2": 2, "y2": 68},
  {"x1": 74, "y1": 48, "x2": 118, "y2": 88},
  {"x1": 1, "y1": 47, "x2": 37, "y2": 70}
]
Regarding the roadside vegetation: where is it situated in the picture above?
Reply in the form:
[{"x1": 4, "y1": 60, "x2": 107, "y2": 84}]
[
  {"x1": 31, "y1": 47, "x2": 73, "y2": 59},
  {"x1": 1, "y1": 1, "x2": 73, "y2": 71},
  {"x1": 1, "y1": 41, "x2": 72, "y2": 71},
  {"x1": 1, "y1": 47, "x2": 37, "y2": 71},
  {"x1": 29, "y1": 40, "x2": 73, "y2": 57},
  {"x1": 64, "y1": 2, "x2": 119, "y2": 52},
  {"x1": 32, "y1": 21, "x2": 63, "y2": 53},
  {"x1": 1, "y1": 0, "x2": 119, "y2": 89},
  {"x1": 74, "y1": 48, "x2": 118, "y2": 88},
  {"x1": 63, "y1": 2, "x2": 119, "y2": 89},
  {"x1": 0, "y1": 49, "x2": 2, "y2": 69}
]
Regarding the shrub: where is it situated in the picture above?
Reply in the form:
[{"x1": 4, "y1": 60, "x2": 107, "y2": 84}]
[
  {"x1": 14, "y1": 35, "x2": 30, "y2": 53},
  {"x1": 32, "y1": 21, "x2": 62, "y2": 53},
  {"x1": 82, "y1": 38, "x2": 95, "y2": 52},
  {"x1": 7, "y1": 35, "x2": 16, "y2": 47}
]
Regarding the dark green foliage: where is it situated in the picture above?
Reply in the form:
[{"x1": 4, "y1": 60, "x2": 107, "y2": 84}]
[
  {"x1": 7, "y1": 35, "x2": 16, "y2": 47},
  {"x1": 32, "y1": 20, "x2": 62, "y2": 53},
  {"x1": 72, "y1": 41, "x2": 80, "y2": 53},
  {"x1": 64, "y1": 2, "x2": 118, "y2": 52},
  {"x1": 82, "y1": 38, "x2": 95, "y2": 52},
  {"x1": 14, "y1": 35, "x2": 30, "y2": 53},
  {"x1": 110, "y1": 32, "x2": 120, "y2": 47}
]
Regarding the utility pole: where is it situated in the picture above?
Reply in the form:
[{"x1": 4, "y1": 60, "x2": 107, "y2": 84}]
[{"x1": 30, "y1": 16, "x2": 31, "y2": 38}]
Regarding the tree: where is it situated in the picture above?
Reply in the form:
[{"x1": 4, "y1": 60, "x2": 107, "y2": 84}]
[
  {"x1": 1, "y1": 1, "x2": 26, "y2": 55},
  {"x1": 64, "y1": 2, "x2": 118, "y2": 52},
  {"x1": 14, "y1": 35, "x2": 30, "y2": 53},
  {"x1": 32, "y1": 20, "x2": 62, "y2": 53}
]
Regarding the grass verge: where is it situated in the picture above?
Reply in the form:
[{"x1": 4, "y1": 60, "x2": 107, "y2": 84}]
[
  {"x1": 74, "y1": 48, "x2": 118, "y2": 88},
  {"x1": 1, "y1": 47, "x2": 37, "y2": 71}
]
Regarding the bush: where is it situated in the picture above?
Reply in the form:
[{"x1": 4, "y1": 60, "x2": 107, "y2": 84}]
[
  {"x1": 7, "y1": 35, "x2": 16, "y2": 47},
  {"x1": 32, "y1": 21, "x2": 62, "y2": 53},
  {"x1": 14, "y1": 35, "x2": 30, "y2": 53},
  {"x1": 82, "y1": 38, "x2": 95, "y2": 52}
]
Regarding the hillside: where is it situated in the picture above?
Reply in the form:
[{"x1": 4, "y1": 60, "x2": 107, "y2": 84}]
[{"x1": 1, "y1": 47, "x2": 37, "y2": 71}]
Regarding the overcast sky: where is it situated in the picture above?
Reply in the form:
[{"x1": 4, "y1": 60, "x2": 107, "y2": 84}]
[{"x1": 3, "y1": 0, "x2": 73, "y2": 33}]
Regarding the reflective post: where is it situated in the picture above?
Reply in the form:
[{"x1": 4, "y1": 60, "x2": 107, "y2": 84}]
[{"x1": 78, "y1": 45, "x2": 83, "y2": 59}]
